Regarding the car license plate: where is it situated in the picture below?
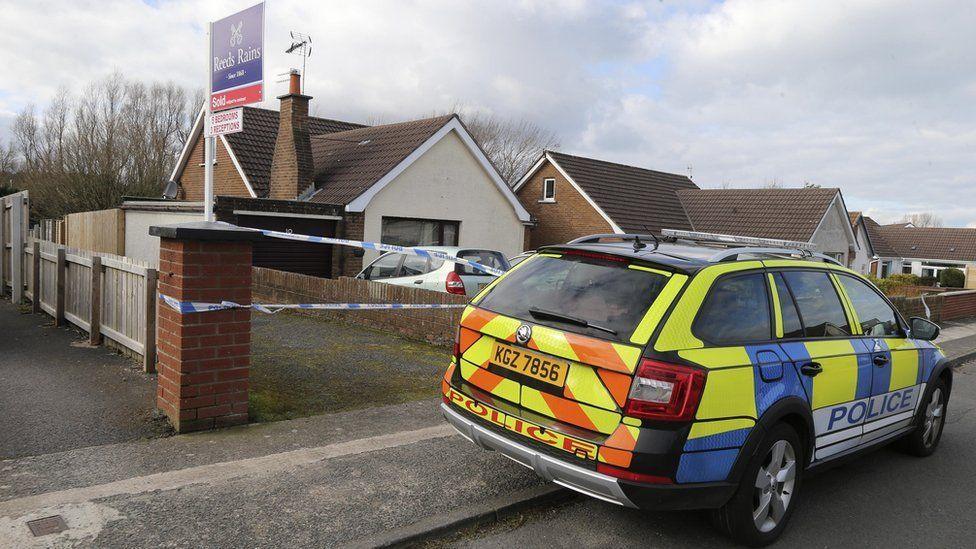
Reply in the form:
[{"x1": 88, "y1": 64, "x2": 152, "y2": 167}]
[{"x1": 491, "y1": 341, "x2": 570, "y2": 387}]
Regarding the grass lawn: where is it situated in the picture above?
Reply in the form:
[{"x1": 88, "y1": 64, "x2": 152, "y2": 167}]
[{"x1": 249, "y1": 313, "x2": 451, "y2": 422}]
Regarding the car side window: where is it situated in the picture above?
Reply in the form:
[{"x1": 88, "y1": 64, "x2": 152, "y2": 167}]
[
  {"x1": 694, "y1": 272, "x2": 772, "y2": 345},
  {"x1": 399, "y1": 255, "x2": 429, "y2": 277},
  {"x1": 365, "y1": 254, "x2": 401, "y2": 280},
  {"x1": 837, "y1": 274, "x2": 901, "y2": 336},
  {"x1": 772, "y1": 272, "x2": 804, "y2": 339},
  {"x1": 781, "y1": 271, "x2": 851, "y2": 338}
]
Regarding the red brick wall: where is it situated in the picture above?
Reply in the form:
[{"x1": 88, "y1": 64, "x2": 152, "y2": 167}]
[
  {"x1": 252, "y1": 267, "x2": 467, "y2": 346},
  {"x1": 178, "y1": 136, "x2": 253, "y2": 200},
  {"x1": 941, "y1": 290, "x2": 976, "y2": 321},
  {"x1": 268, "y1": 95, "x2": 313, "y2": 200},
  {"x1": 331, "y1": 212, "x2": 365, "y2": 278},
  {"x1": 156, "y1": 239, "x2": 253, "y2": 432},
  {"x1": 516, "y1": 161, "x2": 612, "y2": 249}
]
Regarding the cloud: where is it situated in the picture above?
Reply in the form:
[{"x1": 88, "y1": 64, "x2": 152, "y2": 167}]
[{"x1": 0, "y1": 0, "x2": 973, "y2": 225}]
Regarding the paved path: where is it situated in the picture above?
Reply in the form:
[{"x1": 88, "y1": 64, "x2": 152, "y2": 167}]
[
  {"x1": 0, "y1": 301, "x2": 165, "y2": 460},
  {"x1": 0, "y1": 400, "x2": 545, "y2": 547}
]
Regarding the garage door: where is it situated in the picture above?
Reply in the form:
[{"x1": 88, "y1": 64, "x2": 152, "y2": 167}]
[{"x1": 237, "y1": 215, "x2": 336, "y2": 278}]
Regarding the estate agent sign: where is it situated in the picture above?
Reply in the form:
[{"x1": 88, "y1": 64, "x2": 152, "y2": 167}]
[{"x1": 210, "y1": 2, "x2": 265, "y2": 112}]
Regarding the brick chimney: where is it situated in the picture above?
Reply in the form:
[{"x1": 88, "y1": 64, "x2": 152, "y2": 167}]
[{"x1": 269, "y1": 70, "x2": 313, "y2": 200}]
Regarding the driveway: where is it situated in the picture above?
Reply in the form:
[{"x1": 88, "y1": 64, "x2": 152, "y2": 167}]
[{"x1": 0, "y1": 301, "x2": 166, "y2": 459}]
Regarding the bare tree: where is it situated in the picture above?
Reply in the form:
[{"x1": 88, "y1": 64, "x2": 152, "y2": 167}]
[
  {"x1": 435, "y1": 105, "x2": 559, "y2": 185},
  {"x1": 901, "y1": 212, "x2": 943, "y2": 227},
  {"x1": 12, "y1": 73, "x2": 197, "y2": 218}
]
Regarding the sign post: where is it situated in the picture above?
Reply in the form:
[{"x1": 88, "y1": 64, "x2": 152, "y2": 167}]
[{"x1": 205, "y1": 2, "x2": 265, "y2": 222}]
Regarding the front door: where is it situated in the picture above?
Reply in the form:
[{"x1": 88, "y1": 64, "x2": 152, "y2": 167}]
[{"x1": 833, "y1": 273, "x2": 923, "y2": 446}]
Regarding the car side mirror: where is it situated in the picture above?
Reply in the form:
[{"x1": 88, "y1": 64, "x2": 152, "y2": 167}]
[{"x1": 909, "y1": 317, "x2": 940, "y2": 341}]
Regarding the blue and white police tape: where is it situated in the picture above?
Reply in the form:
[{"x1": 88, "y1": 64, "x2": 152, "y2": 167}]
[
  {"x1": 252, "y1": 228, "x2": 506, "y2": 277},
  {"x1": 160, "y1": 294, "x2": 466, "y2": 315}
]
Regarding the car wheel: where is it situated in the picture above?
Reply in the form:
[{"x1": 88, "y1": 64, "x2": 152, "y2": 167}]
[
  {"x1": 903, "y1": 376, "x2": 948, "y2": 457},
  {"x1": 712, "y1": 423, "x2": 803, "y2": 547}
]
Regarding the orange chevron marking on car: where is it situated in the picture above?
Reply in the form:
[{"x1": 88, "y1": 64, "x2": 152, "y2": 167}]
[
  {"x1": 598, "y1": 446, "x2": 633, "y2": 468},
  {"x1": 604, "y1": 423, "x2": 640, "y2": 451},
  {"x1": 466, "y1": 363, "x2": 506, "y2": 392},
  {"x1": 536, "y1": 390, "x2": 601, "y2": 433},
  {"x1": 442, "y1": 362, "x2": 456, "y2": 396},
  {"x1": 459, "y1": 361, "x2": 521, "y2": 402},
  {"x1": 562, "y1": 331, "x2": 640, "y2": 374},
  {"x1": 597, "y1": 368, "x2": 633, "y2": 408},
  {"x1": 459, "y1": 306, "x2": 497, "y2": 332},
  {"x1": 458, "y1": 327, "x2": 482, "y2": 354}
]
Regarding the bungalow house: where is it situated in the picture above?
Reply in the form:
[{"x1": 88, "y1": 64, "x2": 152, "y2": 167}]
[
  {"x1": 861, "y1": 218, "x2": 976, "y2": 281},
  {"x1": 848, "y1": 211, "x2": 879, "y2": 275},
  {"x1": 169, "y1": 72, "x2": 530, "y2": 277},
  {"x1": 514, "y1": 151, "x2": 857, "y2": 263}
]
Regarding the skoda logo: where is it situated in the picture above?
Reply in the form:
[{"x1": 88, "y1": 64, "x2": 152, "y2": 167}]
[{"x1": 516, "y1": 324, "x2": 532, "y2": 344}]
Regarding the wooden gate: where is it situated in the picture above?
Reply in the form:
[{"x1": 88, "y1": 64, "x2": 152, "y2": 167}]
[{"x1": 1, "y1": 190, "x2": 29, "y2": 302}]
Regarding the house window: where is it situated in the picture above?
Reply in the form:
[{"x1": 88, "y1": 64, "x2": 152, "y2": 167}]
[
  {"x1": 902, "y1": 264, "x2": 913, "y2": 274},
  {"x1": 381, "y1": 217, "x2": 459, "y2": 247},
  {"x1": 541, "y1": 178, "x2": 556, "y2": 202}
]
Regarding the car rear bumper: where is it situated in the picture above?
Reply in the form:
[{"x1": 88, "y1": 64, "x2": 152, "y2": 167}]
[
  {"x1": 442, "y1": 402, "x2": 638, "y2": 508},
  {"x1": 441, "y1": 402, "x2": 738, "y2": 511}
]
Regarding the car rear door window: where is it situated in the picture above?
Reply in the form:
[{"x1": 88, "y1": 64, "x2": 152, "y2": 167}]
[
  {"x1": 781, "y1": 271, "x2": 851, "y2": 337},
  {"x1": 772, "y1": 272, "x2": 804, "y2": 339},
  {"x1": 693, "y1": 273, "x2": 772, "y2": 345},
  {"x1": 837, "y1": 275, "x2": 901, "y2": 336}
]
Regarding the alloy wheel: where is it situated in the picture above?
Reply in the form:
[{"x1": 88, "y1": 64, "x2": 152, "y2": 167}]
[
  {"x1": 922, "y1": 387, "x2": 944, "y2": 448},
  {"x1": 753, "y1": 440, "x2": 796, "y2": 533}
]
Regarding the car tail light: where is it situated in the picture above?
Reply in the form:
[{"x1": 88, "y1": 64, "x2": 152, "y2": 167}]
[
  {"x1": 446, "y1": 271, "x2": 466, "y2": 295},
  {"x1": 597, "y1": 463, "x2": 672, "y2": 484},
  {"x1": 623, "y1": 359, "x2": 706, "y2": 422}
]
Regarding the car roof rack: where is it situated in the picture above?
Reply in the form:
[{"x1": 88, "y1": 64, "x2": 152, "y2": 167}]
[
  {"x1": 659, "y1": 229, "x2": 843, "y2": 266},
  {"x1": 567, "y1": 233, "x2": 659, "y2": 251}
]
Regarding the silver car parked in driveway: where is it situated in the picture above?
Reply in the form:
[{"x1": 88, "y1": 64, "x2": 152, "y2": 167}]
[{"x1": 354, "y1": 246, "x2": 510, "y2": 297}]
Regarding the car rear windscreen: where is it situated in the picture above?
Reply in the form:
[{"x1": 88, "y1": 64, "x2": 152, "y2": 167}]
[
  {"x1": 455, "y1": 250, "x2": 510, "y2": 276},
  {"x1": 476, "y1": 254, "x2": 669, "y2": 342}
]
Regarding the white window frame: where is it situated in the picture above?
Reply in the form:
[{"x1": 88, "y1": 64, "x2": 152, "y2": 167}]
[{"x1": 540, "y1": 178, "x2": 556, "y2": 203}]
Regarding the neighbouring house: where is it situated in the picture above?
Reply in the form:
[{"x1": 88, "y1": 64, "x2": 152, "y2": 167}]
[
  {"x1": 848, "y1": 211, "x2": 878, "y2": 275},
  {"x1": 169, "y1": 72, "x2": 530, "y2": 277},
  {"x1": 860, "y1": 216, "x2": 976, "y2": 282},
  {"x1": 514, "y1": 151, "x2": 857, "y2": 263}
]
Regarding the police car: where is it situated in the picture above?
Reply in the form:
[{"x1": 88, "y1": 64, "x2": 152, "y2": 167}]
[{"x1": 440, "y1": 230, "x2": 950, "y2": 546}]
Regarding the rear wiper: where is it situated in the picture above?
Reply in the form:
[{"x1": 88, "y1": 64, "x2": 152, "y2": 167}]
[{"x1": 528, "y1": 307, "x2": 617, "y2": 335}]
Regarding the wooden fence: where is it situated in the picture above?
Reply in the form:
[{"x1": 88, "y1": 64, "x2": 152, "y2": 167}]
[
  {"x1": 23, "y1": 239, "x2": 158, "y2": 372},
  {"x1": 1, "y1": 191, "x2": 30, "y2": 302},
  {"x1": 63, "y1": 208, "x2": 125, "y2": 255}
]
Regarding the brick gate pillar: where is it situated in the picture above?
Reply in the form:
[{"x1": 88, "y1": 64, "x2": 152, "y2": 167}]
[{"x1": 149, "y1": 222, "x2": 263, "y2": 433}]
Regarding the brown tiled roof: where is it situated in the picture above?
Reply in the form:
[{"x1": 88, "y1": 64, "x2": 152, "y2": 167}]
[
  {"x1": 862, "y1": 216, "x2": 899, "y2": 257},
  {"x1": 224, "y1": 106, "x2": 366, "y2": 197},
  {"x1": 876, "y1": 226, "x2": 976, "y2": 262},
  {"x1": 307, "y1": 115, "x2": 454, "y2": 205},
  {"x1": 676, "y1": 187, "x2": 839, "y2": 242},
  {"x1": 546, "y1": 151, "x2": 699, "y2": 233}
]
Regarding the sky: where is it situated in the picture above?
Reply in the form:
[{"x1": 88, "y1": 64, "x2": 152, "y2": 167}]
[{"x1": 1, "y1": 0, "x2": 974, "y2": 225}]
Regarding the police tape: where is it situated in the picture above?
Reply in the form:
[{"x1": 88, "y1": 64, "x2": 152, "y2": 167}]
[
  {"x1": 251, "y1": 227, "x2": 506, "y2": 276},
  {"x1": 160, "y1": 294, "x2": 466, "y2": 315}
]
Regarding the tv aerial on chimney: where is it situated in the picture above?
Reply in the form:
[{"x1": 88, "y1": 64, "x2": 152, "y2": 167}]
[{"x1": 285, "y1": 31, "x2": 312, "y2": 93}]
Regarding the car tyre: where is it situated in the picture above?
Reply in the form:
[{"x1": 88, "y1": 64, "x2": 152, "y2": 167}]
[
  {"x1": 902, "y1": 375, "x2": 948, "y2": 457},
  {"x1": 711, "y1": 423, "x2": 803, "y2": 547}
]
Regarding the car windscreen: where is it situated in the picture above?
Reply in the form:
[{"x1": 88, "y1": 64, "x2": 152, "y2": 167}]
[
  {"x1": 476, "y1": 253, "x2": 669, "y2": 342},
  {"x1": 455, "y1": 250, "x2": 510, "y2": 276}
]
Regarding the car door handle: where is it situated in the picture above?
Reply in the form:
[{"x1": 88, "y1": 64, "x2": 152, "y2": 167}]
[
  {"x1": 873, "y1": 354, "x2": 890, "y2": 367},
  {"x1": 413, "y1": 280, "x2": 424, "y2": 284},
  {"x1": 800, "y1": 362, "x2": 823, "y2": 377}
]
